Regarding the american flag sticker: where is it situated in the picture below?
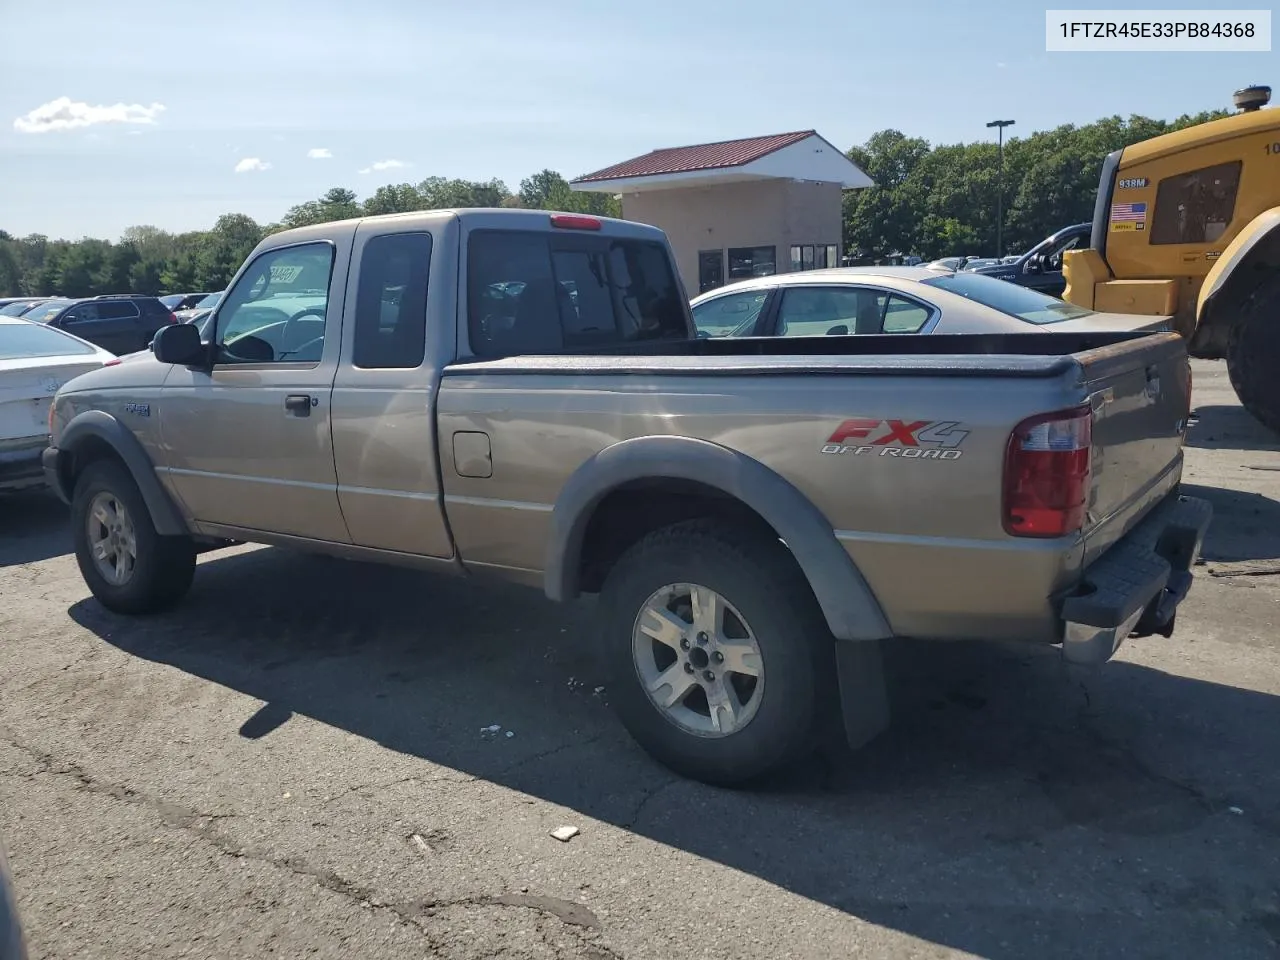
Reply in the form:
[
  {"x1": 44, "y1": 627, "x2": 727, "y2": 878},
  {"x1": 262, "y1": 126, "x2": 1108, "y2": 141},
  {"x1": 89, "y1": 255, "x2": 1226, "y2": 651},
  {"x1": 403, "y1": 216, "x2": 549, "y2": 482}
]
[{"x1": 1109, "y1": 201, "x2": 1147, "y2": 231}]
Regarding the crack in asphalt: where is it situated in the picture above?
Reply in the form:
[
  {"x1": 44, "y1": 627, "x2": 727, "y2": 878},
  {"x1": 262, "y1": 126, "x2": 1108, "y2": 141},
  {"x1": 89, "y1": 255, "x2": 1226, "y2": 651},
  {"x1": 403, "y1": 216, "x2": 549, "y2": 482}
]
[
  {"x1": 495, "y1": 733, "x2": 609, "y2": 778},
  {"x1": 1, "y1": 729, "x2": 622, "y2": 958},
  {"x1": 624, "y1": 777, "x2": 680, "y2": 829}
]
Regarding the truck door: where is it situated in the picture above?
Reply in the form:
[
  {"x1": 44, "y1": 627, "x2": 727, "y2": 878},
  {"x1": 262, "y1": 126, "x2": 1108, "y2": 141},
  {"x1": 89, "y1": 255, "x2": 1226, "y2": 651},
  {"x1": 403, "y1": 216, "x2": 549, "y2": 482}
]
[
  {"x1": 328, "y1": 226, "x2": 453, "y2": 557},
  {"x1": 158, "y1": 239, "x2": 351, "y2": 543},
  {"x1": 1028, "y1": 229, "x2": 1088, "y2": 297}
]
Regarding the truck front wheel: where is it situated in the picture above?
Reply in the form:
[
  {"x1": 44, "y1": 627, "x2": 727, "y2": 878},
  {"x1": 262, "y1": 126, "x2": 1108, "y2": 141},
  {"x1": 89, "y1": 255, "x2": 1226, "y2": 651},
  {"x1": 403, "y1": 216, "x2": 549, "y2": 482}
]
[
  {"x1": 1226, "y1": 279, "x2": 1280, "y2": 436},
  {"x1": 71, "y1": 460, "x2": 197, "y2": 614},
  {"x1": 599, "y1": 519, "x2": 834, "y2": 786}
]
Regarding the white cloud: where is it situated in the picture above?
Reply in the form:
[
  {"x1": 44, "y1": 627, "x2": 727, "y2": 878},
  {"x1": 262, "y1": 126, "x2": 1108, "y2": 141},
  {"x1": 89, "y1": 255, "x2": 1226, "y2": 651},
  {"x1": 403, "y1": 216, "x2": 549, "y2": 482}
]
[
  {"x1": 358, "y1": 158, "x2": 408, "y2": 174},
  {"x1": 307, "y1": 147, "x2": 333, "y2": 159},
  {"x1": 234, "y1": 157, "x2": 272, "y2": 173},
  {"x1": 13, "y1": 97, "x2": 166, "y2": 134}
]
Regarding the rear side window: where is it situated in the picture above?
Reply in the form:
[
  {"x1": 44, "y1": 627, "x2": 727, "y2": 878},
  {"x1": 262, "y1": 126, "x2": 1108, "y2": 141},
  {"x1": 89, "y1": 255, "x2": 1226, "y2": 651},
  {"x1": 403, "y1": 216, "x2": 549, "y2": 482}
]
[
  {"x1": 97, "y1": 301, "x2": 140, "y2": 320},
  {"x1": 467, "y1": 230, "x2": 687, "y2": 358},
  {"x1": 352, "y1": 232, "x2": 432, "y2": 369},
  {"x1": 923, "y1": 272, "x2": 1093, "y2": 325},
  {"x1": 0, "y1": 322, "x2": 97, "y2": 359}
]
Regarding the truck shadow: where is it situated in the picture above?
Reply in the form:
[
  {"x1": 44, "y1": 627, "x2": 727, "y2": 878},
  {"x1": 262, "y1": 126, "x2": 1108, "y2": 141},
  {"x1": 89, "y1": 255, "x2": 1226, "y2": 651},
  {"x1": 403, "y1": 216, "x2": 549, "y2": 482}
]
[
  {"x1": 0, "y1": 489, "x2": 71, "y2": 567},
  {"x1": 69, "y1": 548, "x2": 1280, "y2": 960},
  {"x1": 1182, "y1": 482, "x2": 1280, "y2": 563},
  {"x1": 1185, "y1": 404, "x2": 1280, "y2": 452}
]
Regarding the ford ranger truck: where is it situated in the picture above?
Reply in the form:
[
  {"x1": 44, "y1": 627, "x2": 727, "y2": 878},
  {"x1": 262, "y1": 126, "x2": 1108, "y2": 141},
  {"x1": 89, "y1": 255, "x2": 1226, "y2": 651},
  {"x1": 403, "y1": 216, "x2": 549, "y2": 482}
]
[{"x1": 42, "y1": 209, "x2": 1211, "y2": 786}]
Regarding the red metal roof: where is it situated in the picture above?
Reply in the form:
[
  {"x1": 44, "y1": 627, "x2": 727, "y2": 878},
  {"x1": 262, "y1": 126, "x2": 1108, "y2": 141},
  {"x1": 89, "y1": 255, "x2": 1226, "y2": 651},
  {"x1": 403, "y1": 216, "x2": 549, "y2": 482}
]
[{"x1": 572, "y1": 130, "x2": 816, "y2": 184}]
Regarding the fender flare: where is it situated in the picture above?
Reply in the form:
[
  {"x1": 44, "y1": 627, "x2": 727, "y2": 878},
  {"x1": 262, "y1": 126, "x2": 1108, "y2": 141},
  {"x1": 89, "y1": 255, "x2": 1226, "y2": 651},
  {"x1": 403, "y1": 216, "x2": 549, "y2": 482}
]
[
  {"x1": 544, "y1": 435, "x2": 892, "y2": 642},
  {"x1": 1197, "y1": 208, "x2": 1280, "y2": 325},
  {"x1": 53, "y1": 409, "x2": 188, "y2": 536}
]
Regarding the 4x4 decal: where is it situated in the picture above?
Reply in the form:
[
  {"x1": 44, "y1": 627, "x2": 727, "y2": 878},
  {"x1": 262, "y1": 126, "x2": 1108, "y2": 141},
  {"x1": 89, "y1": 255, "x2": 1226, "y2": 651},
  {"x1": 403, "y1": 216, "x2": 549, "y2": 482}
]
[{"x1": 822, "y1": 419, "x2": 969, "y2": 460}]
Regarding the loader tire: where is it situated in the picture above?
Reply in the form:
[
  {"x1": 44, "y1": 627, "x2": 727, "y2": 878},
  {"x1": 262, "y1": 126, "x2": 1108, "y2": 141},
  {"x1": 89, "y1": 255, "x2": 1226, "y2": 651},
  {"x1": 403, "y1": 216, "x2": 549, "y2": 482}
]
[{"x1": 1226, "y1": 278, "x2": 1280, "y2": 437}]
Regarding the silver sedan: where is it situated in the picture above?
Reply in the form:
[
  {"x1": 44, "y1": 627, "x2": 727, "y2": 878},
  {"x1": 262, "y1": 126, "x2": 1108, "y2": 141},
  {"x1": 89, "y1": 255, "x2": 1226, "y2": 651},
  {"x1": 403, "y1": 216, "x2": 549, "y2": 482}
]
[{"x1": 690, "y1": 266, "x2": 1170, "y2": 340}]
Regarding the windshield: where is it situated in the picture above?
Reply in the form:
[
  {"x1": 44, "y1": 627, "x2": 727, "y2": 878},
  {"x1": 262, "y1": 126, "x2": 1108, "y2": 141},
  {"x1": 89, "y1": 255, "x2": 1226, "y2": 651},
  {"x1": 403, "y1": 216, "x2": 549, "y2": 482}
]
[
  {"x1": 160, "y1": 294, "x2": 185, "y2": 309},
  {"x1": 0, "y1": 301, "x2": 39, "y2": 316},
  {"x1": 0, "y1": 321, "x2": 98, "y2": 360},
  {"x1": 194, "y1": 292, "x2": 222, "y2": 309},
  {"x1": 20, "y1": 300, "x2": 73, "y2": 324},
  {"x1": 922, "y1": 272, "x2": 1094, "y2": 324}
]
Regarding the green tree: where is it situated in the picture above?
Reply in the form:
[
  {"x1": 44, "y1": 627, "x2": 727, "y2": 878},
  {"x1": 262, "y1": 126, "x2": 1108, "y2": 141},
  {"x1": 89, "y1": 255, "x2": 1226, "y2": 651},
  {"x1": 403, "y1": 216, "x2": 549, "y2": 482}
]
[
  {"x1": 281, "y1": 187, "x2": 362, "y2": 229},
  {"x1": 0, "y1": 238, "x2": 21, "y2": 295},
  {"x1": 363, "y1": 183, "x2": 423, "y2": 216},
  {"x1": 96, "y1": 241, "x2": 141, "y2": 293}
]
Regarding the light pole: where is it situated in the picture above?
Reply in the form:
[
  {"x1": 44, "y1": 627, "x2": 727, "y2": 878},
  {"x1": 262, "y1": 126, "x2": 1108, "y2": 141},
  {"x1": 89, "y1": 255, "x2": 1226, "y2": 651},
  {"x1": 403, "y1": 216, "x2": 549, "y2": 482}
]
[{"x1": 986, "y1": 119, "x2": 1015, "y2": 258}]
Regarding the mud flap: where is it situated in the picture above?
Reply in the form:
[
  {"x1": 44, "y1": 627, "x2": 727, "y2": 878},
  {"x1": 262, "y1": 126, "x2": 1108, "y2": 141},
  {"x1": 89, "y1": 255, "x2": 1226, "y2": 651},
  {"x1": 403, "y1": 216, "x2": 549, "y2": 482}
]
[{"x1": 835, "y1": 639, "x2": 891, "y2": 751}]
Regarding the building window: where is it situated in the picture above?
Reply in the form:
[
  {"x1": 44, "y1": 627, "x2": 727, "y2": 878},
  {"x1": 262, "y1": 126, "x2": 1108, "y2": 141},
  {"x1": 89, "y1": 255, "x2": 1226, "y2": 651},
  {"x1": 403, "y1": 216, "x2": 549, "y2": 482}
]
[
  {"x1": 1149, "y1": 160, "x2": 1242, "y2": 245},
  {"x1": 727, "y1": 246, "x2": 776, "y2": 281},
  {"x1": 790, "y1": 244, "x2": 844, "y2": 273}
]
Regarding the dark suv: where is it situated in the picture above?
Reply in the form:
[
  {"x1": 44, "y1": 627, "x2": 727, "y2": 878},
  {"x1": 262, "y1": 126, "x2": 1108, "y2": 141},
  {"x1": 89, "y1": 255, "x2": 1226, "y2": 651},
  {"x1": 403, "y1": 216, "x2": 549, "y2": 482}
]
[{"x1": 37, "y1": 295, "x2": 177, "y2": 356}]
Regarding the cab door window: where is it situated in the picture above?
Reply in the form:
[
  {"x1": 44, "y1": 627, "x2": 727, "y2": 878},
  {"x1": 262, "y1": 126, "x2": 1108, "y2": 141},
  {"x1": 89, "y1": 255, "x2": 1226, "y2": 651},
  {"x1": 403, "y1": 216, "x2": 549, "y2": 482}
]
[
  {"x1": 60, "y1": 303, "x2": 99, "y2": 326},
  {"x1": 214, "y1": 242, "x2": 335, "y2": 364},
  {"x1": 1150, "y1": 160, "x2": 1243, "y2": 245}
]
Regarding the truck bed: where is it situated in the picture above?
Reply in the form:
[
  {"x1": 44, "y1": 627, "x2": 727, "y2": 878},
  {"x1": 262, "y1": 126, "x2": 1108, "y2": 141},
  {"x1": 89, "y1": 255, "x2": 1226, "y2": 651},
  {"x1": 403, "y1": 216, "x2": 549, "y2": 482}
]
[
  {"x1": 438, "y1": 329, "x2": 1191, "y2": 644},
  {"x1": 446, "y1": 330, "x2": 1162, "y2": 378}
]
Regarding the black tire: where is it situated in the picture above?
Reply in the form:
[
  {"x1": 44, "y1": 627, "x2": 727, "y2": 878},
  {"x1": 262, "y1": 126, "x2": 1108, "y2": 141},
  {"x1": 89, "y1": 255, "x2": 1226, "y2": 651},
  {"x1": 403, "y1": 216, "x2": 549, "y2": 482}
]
[
  {"x1": 1226, "y1": 277, "x2": 1280, "y2": 436},
  {"x1": 599, "y1": 518, "x2": 835, "y2": 786},
  {"x1": 71, "y1": 459, "x2": 196, "y2": 614}
]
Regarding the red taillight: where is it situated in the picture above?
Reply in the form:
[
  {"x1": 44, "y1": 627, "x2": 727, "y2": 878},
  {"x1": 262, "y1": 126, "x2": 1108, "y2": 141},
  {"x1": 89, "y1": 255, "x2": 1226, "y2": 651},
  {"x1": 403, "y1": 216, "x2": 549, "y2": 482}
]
[
  {"x1": 1003, "y1": 405, "x2": 1092, "y2": 538},
  {"x1": 103, "y1": 358, "x2": 122, "y2": 367},
  {"x1": 550, "y1": 214, "x2": 602, "y2": 231},
  {"x1": 167, "y1": 311, "x2": 178, "y2": 324}
]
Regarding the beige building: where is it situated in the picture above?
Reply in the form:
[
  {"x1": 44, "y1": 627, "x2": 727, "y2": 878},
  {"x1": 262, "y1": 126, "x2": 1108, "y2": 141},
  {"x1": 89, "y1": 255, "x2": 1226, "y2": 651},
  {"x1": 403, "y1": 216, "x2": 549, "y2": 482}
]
[{"x1": 570, "y1": 131, "x2": 872, "y2": 295}]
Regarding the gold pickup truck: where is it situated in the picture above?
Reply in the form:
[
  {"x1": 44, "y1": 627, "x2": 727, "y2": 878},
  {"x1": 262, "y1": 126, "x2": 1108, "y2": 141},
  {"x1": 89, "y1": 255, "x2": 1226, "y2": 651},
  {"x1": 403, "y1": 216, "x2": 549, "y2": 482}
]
[{"x1": 42, "y1": 209, "x2": 1210, "y2": 785}]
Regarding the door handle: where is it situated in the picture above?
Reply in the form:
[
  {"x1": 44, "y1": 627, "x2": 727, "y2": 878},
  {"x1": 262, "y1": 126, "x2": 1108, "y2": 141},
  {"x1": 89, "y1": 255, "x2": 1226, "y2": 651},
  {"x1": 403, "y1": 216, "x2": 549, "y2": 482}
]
[{"x1": 284, "y1": 394, "x2": 315, "y2": 416}]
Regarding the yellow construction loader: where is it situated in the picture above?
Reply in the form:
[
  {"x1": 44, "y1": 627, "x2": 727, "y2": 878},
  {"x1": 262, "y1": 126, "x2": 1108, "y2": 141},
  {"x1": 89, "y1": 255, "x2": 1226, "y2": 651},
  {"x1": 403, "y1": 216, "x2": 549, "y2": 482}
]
[{"x1": 1063, "y1": 84, "x2": 1280, "y2": 433}]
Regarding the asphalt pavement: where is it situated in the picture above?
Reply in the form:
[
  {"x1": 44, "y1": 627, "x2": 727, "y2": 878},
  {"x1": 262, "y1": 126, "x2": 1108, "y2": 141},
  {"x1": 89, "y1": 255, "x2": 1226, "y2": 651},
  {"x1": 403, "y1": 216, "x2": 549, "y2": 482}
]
[{"x1": 1, "y1": 359, "x2": 1278, "y2": 960}]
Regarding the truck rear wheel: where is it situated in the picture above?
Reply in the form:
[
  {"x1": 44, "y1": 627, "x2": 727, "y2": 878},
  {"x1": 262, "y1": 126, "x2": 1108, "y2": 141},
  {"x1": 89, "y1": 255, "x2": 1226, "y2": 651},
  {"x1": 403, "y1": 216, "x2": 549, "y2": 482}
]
[
  {"x1": 71, "y1": 460, "x2": 196, "y2": 614},
  {"x1": 1226, "y1": 279, "x2": 1280, "y2": 436},
  {"x1": 599, "y1": 519, "x2": 833, "y2": 786}
]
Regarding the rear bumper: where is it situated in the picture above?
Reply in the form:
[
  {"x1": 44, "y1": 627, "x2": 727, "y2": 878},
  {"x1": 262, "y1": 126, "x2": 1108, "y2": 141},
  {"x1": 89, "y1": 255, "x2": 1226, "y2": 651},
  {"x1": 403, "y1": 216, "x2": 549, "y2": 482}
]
[
  {"x1": 1060, "y1": 493, "x2": 1212, "y2": 665},
  {"x1": 0, "y1": 437, "x2": 47, "y2": 492}
]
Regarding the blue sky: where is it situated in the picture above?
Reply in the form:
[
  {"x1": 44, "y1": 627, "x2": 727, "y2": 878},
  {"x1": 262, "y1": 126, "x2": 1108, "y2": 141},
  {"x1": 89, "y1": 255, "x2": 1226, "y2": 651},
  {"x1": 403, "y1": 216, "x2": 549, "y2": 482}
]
[{"x1": 0, "y1": 0, "x2": 1274, "y2": 239}]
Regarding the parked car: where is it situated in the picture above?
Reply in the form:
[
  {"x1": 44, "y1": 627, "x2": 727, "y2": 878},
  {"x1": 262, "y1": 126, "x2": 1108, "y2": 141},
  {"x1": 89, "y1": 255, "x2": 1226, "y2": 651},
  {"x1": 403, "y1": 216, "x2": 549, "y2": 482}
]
[
  {"x1": 22, "y1": 295, "x2": 177, "y2": 355},
  {"x1": 0, "y1": 298, "x2": 46, "y2": 317},
  {"x1": 13, "y1": 299, "x2": 73, "y2": 324},
  {"x1": 969, "y1": 223, "x2": 1092, "y2": 297},
  {"x1": 160, "y1": 292, "x2": 213, "y2": 313},
  {"x1": 689, "y1": 267, "x2": 1171, "y2": 339},
  {"x1": 175, "y1": 290, "x2": 223, "y2": 326},
  {"x1": 44, "y1": 208, "x2": 1209, "y2": 786},
  {"x1": 1, "y1": 318, "x2": 116, "y2": 492}
]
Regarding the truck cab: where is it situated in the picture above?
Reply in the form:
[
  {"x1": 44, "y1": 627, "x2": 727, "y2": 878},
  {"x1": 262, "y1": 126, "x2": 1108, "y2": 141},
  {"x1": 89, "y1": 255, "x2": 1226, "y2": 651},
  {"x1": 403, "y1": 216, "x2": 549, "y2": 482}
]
[{"x1": 972, "y1": 222, "x2": 1091, "y2": 297}]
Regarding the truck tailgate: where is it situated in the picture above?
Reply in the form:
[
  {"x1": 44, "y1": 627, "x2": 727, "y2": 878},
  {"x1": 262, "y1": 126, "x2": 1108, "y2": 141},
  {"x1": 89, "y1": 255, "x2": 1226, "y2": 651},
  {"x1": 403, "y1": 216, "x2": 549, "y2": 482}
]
[{"x1": 1077, "y1": 332, "x2": 1190, "y2": 565}]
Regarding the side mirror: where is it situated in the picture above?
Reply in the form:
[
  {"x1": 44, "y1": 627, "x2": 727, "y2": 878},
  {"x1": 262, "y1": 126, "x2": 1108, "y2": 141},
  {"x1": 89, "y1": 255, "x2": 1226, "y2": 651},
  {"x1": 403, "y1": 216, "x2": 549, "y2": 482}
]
[
  {"x1": 152, "y1": 322, "x2": 206, "y2": 366},
  {"x1": 1024, "y1": 256, "x2": 1043, "y2": 275}
]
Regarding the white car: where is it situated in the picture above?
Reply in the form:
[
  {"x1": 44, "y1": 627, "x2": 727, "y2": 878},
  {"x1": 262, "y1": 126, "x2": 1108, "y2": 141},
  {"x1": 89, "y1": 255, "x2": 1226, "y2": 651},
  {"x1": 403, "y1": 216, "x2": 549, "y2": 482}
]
[
  {"x1": 689, "y1": 266, "x2": 1171, "y2": 340},
  {"x1": 1, "y1": 318, "x2": 117, "y2": 492}
]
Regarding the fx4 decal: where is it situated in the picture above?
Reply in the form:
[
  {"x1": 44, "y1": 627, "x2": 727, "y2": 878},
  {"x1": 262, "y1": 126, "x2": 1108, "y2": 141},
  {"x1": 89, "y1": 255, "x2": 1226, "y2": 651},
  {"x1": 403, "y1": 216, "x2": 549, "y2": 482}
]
[{"x1": 821, "y1": 419, "x2": 970, "y2": 460}]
